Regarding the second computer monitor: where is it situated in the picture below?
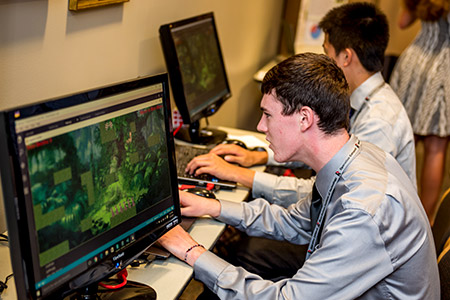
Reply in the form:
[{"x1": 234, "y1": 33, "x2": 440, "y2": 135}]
[{"x1": 159, "y1": 12, "x2": 231, "y2": 145}]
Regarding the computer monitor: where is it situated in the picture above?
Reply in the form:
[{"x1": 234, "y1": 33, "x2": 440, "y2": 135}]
[
  {"x1": 159, "y1": 12, "x2": 231, "y2": 145},
  {"x1": 0, "y1": 73, "x2": 181, "y2": 299}
]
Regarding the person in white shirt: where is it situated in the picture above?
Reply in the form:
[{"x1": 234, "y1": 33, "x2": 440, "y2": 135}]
[
  {"x1": 186, "y1": 3, "x2": 416, "y2": 192},
  {"x1": 181, "y1": 2, "x2": 419, "y2": 285}
]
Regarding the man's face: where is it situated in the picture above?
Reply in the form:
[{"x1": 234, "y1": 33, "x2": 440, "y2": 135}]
[
  {"x1": 256, "y1": 92, "x2": 303, "y2": 163},
  {"x1": 322, "y1": 34, "x2": 346, "y2": 69}
]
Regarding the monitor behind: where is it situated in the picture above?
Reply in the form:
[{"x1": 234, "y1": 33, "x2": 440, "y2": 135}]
[{"x1": 159, "y1": 12, "x2": 231, "y2": 145}]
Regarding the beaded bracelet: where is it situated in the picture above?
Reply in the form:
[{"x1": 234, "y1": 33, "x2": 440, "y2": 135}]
[{"x1": 184, "y1": 243, "x2": 205, "y2": 262}]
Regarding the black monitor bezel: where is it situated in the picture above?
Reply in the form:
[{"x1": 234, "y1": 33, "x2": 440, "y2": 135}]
[
  {"x1": 0, "y1": 73, "x2": 181, "y2": 299},
  {"x1": 159, "y1": 12, "x2": 231, "y2": 125}
]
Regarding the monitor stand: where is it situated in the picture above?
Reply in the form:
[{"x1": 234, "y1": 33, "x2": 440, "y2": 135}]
[
  {"x1": 175, "y1": 120, "x2": 227, "y2": 145},
  {"x1": 68, "y1": 280, "x2": 156, "y2": 300}
]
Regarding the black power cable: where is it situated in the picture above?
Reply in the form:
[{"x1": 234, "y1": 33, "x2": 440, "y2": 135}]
[
  {"x1": 0, "y1": 233, "x2": 8, "y2": 242},
  {"x1": 0, "y1": 273, "x2": 13, "y2": 294}
]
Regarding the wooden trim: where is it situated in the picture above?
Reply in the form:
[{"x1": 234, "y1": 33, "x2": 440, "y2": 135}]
[{"x1": 69, "y1": 0, "x2": 129, "y2": 11}]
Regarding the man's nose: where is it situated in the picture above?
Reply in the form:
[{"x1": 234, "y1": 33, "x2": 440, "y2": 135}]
[{"x1": 256, "y1": 118, "x2": 266, "y2": 133}]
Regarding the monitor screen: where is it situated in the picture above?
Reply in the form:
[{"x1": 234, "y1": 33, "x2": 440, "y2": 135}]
[
  {"x1": 0, "y1": 73, "x2": 181, "y2": 299},
  {"x1": 159, "y1": 12, "x2": 231, "y2": 144}
]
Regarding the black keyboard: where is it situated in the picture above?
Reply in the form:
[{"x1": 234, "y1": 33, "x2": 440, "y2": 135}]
[{"x1": 175, "y1": 144, "x2": 237, "y2": 189}]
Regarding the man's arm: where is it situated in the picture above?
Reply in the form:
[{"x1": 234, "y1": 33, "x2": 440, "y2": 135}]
[
  {"x1": 185, "y1": 153, "x2": 315, "y2": 207},
  {"x1": 210, "y1": 143, "x2": 305, "y2": 168},
  {"x1": 158, "y1": 225, "x2": 207, "y2": 266},
  {"x1": 252, "y1": 172, "x2": 315, "y2": 208},
  {"x1": 158, "y1": 191, "x2": 222, "y2": 266},
  {"x1": 185, "y1": 153, "x2": 256, "y2": 188},
  {"x1": 159, "y1": 191, "x2": 312, "y2": 266},
  {"x1": 160, "y1": 194, "x2": 395, "y2": 299},
  {"x1": 194, "y1": 209, "x2": 393, "y2": 300},
  {"x1": 210, "y1": 144, "x2": 268, "y2": 167}
]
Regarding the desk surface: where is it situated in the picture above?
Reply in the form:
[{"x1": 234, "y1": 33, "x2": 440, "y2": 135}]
[{"x1": 0, "y1": 127, "x2": 267, "y2": 300}]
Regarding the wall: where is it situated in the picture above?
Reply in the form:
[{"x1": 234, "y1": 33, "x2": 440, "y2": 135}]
[
  {"x1": 0, "y1": 0, "x2": 423, "y2": 233},
  {"x1": 0, "y1": 0, "x2": 283, "y2": 232},
  {"x1": 0, "y1": 0, "x2": 283, "y2": 129},
  {"x1": 379, "y1": 0, "x2": 421, "y2": 56}
]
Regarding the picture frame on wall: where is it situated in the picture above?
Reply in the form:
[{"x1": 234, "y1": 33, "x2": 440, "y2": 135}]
[{"x1": 69, "y1": 0, "x2": 129, "y2": 11}]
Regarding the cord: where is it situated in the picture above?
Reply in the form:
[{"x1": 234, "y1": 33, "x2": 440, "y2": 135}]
[
  {"x1": 98, "y1": 269, "x2": 128, "y2": 290},
  {"x1": 173, "y1": 123, "x2": 183, "y2": 136},
  {"x1": 0, "y1": 274, "x2": 13, "y2": 294},
  {"x1": 0, "y1": 233, "x2": 8, "y2": 242},
  {"x1": 0, "y1": 234, "x2": 11, "y2": 294}
]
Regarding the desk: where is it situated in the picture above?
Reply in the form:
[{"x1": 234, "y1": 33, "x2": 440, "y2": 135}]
[{"x1": 0, "y1": 127, "x2": 268, "y2": 300}]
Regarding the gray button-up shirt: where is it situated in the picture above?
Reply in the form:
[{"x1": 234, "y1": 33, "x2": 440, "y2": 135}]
[
  {"x1": 265, "y1": 72, "x2": 416, "y2": 188},
  {"x1": 194, "y1": 135, "x2": 439, "y2": 299}
]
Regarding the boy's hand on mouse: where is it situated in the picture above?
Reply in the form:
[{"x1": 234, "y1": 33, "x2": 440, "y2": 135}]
[
  {"x1": 179, "y1": 191, "x2": 221, "y2": 218},
  {"x1": 210, "y1": 144, "x2": 268, "y2": 167}
]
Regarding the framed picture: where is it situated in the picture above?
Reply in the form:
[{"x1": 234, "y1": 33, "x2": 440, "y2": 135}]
[{"x1": 69, "y1": 0, "x2": 129, "y2": 11}]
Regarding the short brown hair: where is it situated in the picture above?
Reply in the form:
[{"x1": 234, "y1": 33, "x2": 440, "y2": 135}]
[{"x1": 261, "y1": 53, "x2": 350, "y2": 135}]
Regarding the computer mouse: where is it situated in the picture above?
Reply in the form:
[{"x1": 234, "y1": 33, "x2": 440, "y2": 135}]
[
  {"x1": 249, "y1": 146, "x2": 267, "y2": 152},
  {"x1": 185, "y1": 187, "x2": 217, "y2": 199},
  {"x1": 222, "y1": 139, "x2": 247, "y2": 149}
]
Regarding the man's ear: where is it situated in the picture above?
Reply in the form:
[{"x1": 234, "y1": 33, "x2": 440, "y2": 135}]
[
  {"x1": 340, "y1": 48, "x2": 353, "y2": 67},
  {"x1": 299, "y1": 106, "x2": 315, "y2": 132}
]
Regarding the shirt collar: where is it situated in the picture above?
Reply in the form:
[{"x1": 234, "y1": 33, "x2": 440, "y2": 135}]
[
  {"x1": 314, "y1": 134, "x2": 360, "y2": 199},
  {"x1": 350, "y1": 71, "x2": 384, "y2": 111}
]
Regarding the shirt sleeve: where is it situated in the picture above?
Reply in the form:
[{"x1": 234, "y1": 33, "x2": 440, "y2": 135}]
[
  {"x1": 216, "y1": 198, "x2": 312, "y2": 244},
  {"x1": 252, "y1": 171, "x2": 315, "y2": 208},
  {"x1": 194, "y1": 208, "x2": 393, "y2": 300}
]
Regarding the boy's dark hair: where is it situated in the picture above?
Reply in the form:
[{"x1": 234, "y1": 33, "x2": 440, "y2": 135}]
[
  {"x1": 261, "y1": 52, "x2": 350, "y2": 135},
  {"x1": 318, "y1": 2, "x2": 389, "y2": 73}
]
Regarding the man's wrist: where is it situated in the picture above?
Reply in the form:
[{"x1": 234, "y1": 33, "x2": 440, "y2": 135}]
[
  {"x1": 252, "y1": 150, "x2": 268, "y2": 165},
  {"x1": 184, "y1": 244, "x2": 207, "y2": 266},
  {"x1": 233, "y1": 167, "x2": 256, "y2": 188},
  {"x1": 209, "y1": 199, "x2": 222, "y2": 218}
]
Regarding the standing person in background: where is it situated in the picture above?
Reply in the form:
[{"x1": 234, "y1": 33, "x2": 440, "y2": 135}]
[{"x1": 390, "y1": 0, "x2": 450, "y2": 223}]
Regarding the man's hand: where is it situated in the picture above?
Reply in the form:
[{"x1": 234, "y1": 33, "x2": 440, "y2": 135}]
[
  {"x1": 179, "y1": 191, "x2": 221, "y2": 218},
  {"x1": 185, "y1": 153, "x2": 256, "y2": 188},
  {"x1": 210, "y1": 144, "x2": 268, "y2": 167},
  {"x1": 158, "y1": 225, "x2": 206, "y2": 266}
]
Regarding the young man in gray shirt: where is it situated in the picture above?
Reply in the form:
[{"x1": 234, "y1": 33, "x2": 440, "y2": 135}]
[{"x1": 159, "y1": 53, "x2": 438, "y2": 299}]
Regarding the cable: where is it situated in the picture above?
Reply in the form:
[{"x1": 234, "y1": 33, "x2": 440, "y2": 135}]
[
  {"x1": 173, "y1": 123, "x2": 183, "y2": 136},
  {"x1": 0, "y1": 234, "x2": 11, "y2": 295},
  {"x1": 0, "y1": 233, "x2": 8, "y2": 242},
  {"x1": 0, "y1": 274, "x2": 13, "y2": 294},
  {"x1": 98, "y1": 269, "x2": 128, "y2": 290}
]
